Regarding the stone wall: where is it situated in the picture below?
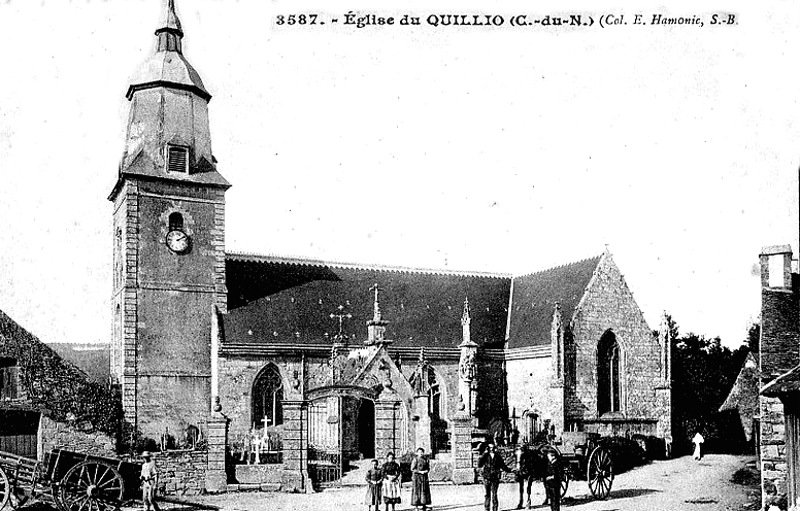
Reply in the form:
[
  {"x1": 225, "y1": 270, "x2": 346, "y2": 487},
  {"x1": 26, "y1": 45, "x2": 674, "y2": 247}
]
[
  {"x1": 152, "y1": 449, "x2": 208, "y2": 497},
  {"x1": 475, "y1": 358, "x2": 506, "y2": 427},
  {"x1": 506, "y1": 353, "x2": 564, "y2": 440},
  {"x1": 39, "y1": 416, "x2": 116, "y2": 458},
  {"x1": 567, "y1": 254, "x2": 669, "y2": 438},
  {"x1": 218, "y1": 355, "x2": 305, "y2": 442},
  {"x1": 760, "y1": 396, "x2": 787, "y2": 498}
]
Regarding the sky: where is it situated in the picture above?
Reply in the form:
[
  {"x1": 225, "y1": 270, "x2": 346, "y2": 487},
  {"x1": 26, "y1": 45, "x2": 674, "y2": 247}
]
[{"x1": 0, "y1": 0, "x2": 798, "y2": 348}]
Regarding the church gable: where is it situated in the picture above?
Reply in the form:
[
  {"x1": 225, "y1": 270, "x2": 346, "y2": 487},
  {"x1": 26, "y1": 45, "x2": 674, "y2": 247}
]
[
  {"x1": 567, "y1": 252, "x2": 665, "y2": 425},
  {"x1": 223, "y1": 253, "x2": 511, "y2": 348}
]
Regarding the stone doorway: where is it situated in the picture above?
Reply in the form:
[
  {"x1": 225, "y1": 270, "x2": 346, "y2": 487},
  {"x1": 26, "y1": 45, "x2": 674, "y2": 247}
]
[{"x1": 357, "y1": 398, "x2": 375, "y2": 459}]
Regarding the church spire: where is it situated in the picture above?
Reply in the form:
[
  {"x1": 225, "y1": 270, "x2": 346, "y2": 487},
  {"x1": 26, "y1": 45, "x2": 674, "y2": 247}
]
[
  {"x1": 155, "y1": 0, "x2": 184, "y2": 53},
  {"x1": 112, "y1": 0, "x2": 230, "y2": 193}
]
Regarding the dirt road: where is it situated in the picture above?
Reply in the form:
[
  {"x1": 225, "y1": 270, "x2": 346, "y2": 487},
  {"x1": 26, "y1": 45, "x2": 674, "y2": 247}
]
[{"x1": 142, "y1": 454, "x2": 761, "y2": 511}]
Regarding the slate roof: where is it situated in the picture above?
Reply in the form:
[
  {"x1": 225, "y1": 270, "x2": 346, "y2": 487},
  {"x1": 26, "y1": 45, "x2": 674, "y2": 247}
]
[
  {"x1": 224, "y1": 253, "x2": 512, "y2": 348},
  {"x1": 762, "y1": 362, "x2": 800, "y2": 397},
  {"x1": 506, "y1": 256, "x2": 602, "y2": 349}
]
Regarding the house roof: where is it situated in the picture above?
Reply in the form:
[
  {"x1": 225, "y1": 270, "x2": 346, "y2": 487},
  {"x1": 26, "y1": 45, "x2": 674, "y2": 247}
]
[
  {"x1": 720, "y1": 351, "x2": 759, "y2": 412},
  {"x1": 47, "y1": 343, "x2": 110, "y2": 383},
  {"x1": 507, "y1": 256, "x2": 602, "y2": 348},
  {"x1": 761, "y1": 362, "x2": 800, "y2": 397},
  {"x1": 0, "y1": 309, "x2": 120, "y2": 435},
  {"x1": 224, "y1": 253, "x2": 512, "y2": 348}
]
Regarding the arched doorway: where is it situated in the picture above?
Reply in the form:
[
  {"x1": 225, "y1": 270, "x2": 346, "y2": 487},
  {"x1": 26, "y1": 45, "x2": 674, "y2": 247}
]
[{"x1": 357, "y1": 398, "x2": 375, "y2": 459}]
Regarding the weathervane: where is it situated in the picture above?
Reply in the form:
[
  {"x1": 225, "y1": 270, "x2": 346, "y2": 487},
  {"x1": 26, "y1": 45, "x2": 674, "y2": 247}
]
[{"x1": 330, "y1": 305, "x2": 352, "y2": 343}]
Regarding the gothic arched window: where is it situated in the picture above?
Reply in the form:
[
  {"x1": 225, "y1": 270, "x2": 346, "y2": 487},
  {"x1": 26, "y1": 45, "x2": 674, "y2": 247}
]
[
  {"x1": 252, "y1": 364, "x2": 283, "y2": 428},
  {"x1": 597, "y1": 331, "x2": 621, "y2": 415}
]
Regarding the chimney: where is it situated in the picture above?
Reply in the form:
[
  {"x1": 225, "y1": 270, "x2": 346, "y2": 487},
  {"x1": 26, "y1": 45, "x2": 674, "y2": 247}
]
[{"x1": 759, "y1": 245, "x2": 793, "y2": 289}]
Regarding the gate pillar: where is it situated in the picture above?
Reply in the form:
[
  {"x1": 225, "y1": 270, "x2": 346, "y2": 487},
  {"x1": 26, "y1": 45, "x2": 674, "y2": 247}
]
[
  {"x1": 451, "y1": 411, "x2": 476, "y2": 484},
  {"x1": 414, "y1": 394, "x2": 432, "y2": 453},
  {"x1": 375, "y1": 398, "x2": 400, "y2": 457},
  {"x1": 205, "y1": 410, "x2": 229, "y2": 492},
  {"x1": 281, "y1": 400, "x2": 312, "y2": 493}
]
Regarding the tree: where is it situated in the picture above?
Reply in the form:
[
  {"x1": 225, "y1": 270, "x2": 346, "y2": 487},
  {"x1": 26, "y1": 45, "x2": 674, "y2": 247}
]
[{"x1": 669, "y1": 314, "x2": 750, "y2": 454}]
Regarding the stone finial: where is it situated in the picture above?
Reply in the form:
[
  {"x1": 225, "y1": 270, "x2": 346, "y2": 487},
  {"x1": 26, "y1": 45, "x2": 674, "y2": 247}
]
[
  {"x1": 461, "y1": 296, "x2": 471, "y2": 326},
  {"x1": 551, "y1": 302, "x2": 564, "y2": 383},
  {"x1": 366, "y1": 284, "x2": 389, "y2": 345},
  {"x1": 370, "y1": 283, "x2": 382, "y2": 322},
  {"x1": 461, "y1": 296, "x2": 472, "y2": 345}
]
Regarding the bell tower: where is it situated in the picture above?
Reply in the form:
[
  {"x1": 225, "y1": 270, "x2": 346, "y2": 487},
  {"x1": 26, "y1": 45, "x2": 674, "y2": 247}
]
[{"x1": 109, "y1": 0, "x2": 230, "y2": 441}]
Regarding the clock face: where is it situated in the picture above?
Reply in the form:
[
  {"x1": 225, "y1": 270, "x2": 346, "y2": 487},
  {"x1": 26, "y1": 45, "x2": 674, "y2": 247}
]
[{"x1": 166, "y1": 230, "x2": 190, "y2": 253}]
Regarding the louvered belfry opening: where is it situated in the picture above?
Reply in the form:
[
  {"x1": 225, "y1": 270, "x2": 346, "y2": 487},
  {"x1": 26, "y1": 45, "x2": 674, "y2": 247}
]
[{"x1": 167, "y1": 146, "x2": 189, "y2": 173}]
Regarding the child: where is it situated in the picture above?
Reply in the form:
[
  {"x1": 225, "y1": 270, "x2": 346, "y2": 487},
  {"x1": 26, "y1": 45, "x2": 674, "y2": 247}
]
[
  {"x1": 410, "y1": 447, "x2": 432, "y2": 511},
  {"x1": 381, "y1": 452, "x2": 401, "y2": 511},
  {"x1": 140, "y1": 451, "x2": 161, "y2": 511},
  {"x1": 365, "y1": 459, "x2": 383, "y2": 511}
]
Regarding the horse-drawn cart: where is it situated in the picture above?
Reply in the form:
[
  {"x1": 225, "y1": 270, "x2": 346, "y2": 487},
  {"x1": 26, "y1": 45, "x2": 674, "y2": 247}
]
[
  {"x1": 533, "y1": 431, "x2": 615, "y2": 500},
  {"x1": 0, "y1": 448, "x2": 141, "y2": 511}
]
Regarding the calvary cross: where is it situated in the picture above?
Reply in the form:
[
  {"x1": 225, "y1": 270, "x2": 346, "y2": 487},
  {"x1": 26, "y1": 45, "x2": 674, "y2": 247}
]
[{"x1": 330, "y1": 305, "x2": 352, "y2": 342}]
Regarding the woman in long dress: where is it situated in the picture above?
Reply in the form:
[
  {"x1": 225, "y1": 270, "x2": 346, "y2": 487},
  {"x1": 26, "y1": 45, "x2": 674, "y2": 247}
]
[
  {"x1": 692, "y1": 432, "x2": 705, "y2": 461},
  {"x1": 410, "y1": 447, "x2": 432, "y2": 511},
  {"x1": 365, "y1": 459, "x2": 383, "y2": 511},
  {"x1": 381, "y1": 452, "x2": 401, "y2": 511}
]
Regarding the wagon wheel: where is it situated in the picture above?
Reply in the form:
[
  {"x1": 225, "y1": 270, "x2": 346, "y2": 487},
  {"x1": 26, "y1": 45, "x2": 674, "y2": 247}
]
[
  {"x1": 57, "y1": 461, "x2": 124, "y2": 511},
  {"x1": 0, "y1": 466, "x2": 9, "y2": 511},
  {"x1": 586, "y1": 446, "x2": 613, "y2": 500}
]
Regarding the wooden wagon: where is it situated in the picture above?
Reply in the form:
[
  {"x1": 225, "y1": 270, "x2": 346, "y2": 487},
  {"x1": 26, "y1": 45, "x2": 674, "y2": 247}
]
[
  {"x1": 0, "y1": 448, "x2": 142, "y2": 511},
  {"x1": 533, "y1": 431, "x2": 614, "y2": 500}
]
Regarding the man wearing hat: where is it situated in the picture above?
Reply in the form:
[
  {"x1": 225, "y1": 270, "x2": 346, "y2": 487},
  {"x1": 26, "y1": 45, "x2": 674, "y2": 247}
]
[
  {"x1": 543, "y1": 448, "x2": 565, "y2": 511},
  {"x1": 478, "y1": 443, "x2": 511, "y2": 511},
  {"x1": 140, "y1": 451, "x2": 161, "y2": 511}
]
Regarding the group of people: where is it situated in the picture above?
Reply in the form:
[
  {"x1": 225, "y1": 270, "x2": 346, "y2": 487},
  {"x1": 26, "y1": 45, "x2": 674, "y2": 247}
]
[
  {"x1": 479, "y1": 443, "x2": 564, "y2": 511},
  {"x1": 365, "y1": 443, "x2": 564, "y2": 511},
  {"x1": 365, "y1": 448, "x2": 433, "y2": 511}
]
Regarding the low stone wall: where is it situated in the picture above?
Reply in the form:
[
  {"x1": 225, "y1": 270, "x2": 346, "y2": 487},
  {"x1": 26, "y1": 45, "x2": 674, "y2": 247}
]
[
  {"x1": 152, "y1": 449, "x2": 208, "y2": 497},
  {"x1": 39, "y1": 416, "x2": 116, "y2": 458}
]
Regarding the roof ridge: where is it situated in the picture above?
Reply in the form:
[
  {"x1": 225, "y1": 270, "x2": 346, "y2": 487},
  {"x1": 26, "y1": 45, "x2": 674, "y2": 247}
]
[
  {"x1": 226, "y1": 251, "x2": 512, "y2": 279},
  {"x1": 513, "y1": 254, "x2": 603, "y2": 280}
]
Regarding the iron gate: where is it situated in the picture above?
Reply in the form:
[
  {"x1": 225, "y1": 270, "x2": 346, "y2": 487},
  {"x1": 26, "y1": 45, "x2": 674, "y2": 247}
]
[{"x1": 307, "y1": 396, "x2": 344, "y2": 487}]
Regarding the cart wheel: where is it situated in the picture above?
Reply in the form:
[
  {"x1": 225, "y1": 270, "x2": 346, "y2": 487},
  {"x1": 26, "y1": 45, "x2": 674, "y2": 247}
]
[
  {"x1": 0, "y1": 466, "x2": 9, "y2": 511},
  {"x1": 560, "y1": 470, "x2": 569, "y2": 498},
  {"x1": 57, "y1": 461, "x2": 124, "y2": 511},
  {"x1": 587, "y1": 446, "x2": 613, "y2": 500}
]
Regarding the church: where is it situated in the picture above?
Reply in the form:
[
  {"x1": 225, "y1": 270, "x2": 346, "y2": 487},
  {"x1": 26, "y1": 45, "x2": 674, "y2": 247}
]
[{"x1": 109, "y1": 0, "x2": 672, "y2": 490}]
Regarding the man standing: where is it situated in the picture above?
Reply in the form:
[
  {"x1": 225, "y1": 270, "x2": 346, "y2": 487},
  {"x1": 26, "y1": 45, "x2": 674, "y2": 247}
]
[
  {"x1": 140, "y1": 451, "x2": 161, "y2": 511},
  {"x1": 544, "y1": 449, "x2": 564, "y2": 511},
  {"x1": 513, "y1": 445, "x2": 535, "y2": 509},
  {"x1": 478, "y1": 443, "x2": 511, "y2": 511}
]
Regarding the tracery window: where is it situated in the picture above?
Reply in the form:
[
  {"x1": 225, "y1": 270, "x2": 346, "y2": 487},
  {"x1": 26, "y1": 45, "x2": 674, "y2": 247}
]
[
  {"x1": 253, "y1": 364, "x2": 283, "y2": 428},
  {"x1": 597, "y1": 331, "x2": 621, "y2": 415}
]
